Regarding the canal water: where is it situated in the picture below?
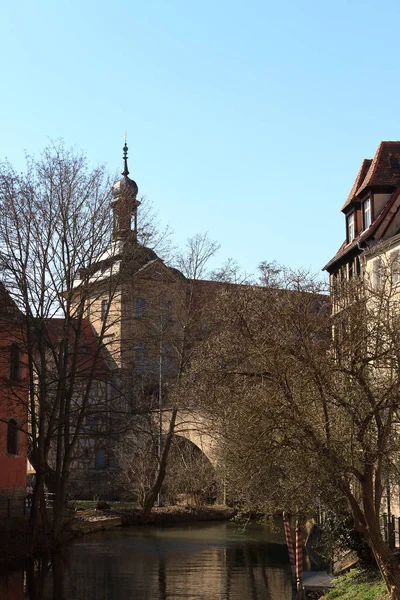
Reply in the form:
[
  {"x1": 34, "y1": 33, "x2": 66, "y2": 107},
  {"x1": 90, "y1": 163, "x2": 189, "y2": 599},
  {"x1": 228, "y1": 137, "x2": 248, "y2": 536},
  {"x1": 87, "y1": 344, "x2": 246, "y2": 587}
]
[{"x1": 2, "y1": 520, "x2": 294, "y2": 599}]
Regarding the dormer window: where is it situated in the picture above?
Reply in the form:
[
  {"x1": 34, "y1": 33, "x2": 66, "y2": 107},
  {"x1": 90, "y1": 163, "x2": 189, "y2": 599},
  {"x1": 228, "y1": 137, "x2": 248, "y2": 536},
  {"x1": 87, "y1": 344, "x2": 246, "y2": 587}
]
[
  {"x1": 347, "y1": 213, "x2": 355, "y2": 243},
  {"x1": 363, "y1": 198, "x2": 371, "y2": 230}
]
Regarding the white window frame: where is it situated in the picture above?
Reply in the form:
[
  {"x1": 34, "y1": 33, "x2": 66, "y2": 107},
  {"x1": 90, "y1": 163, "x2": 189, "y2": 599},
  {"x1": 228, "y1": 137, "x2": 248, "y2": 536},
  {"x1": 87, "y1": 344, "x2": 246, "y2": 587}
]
[
  {"x1": 347, "y1": 213, "x2": 355, "y2": 242},
  {"x1": 363, "y1": 198, "x2": 371, "y2": 230}
]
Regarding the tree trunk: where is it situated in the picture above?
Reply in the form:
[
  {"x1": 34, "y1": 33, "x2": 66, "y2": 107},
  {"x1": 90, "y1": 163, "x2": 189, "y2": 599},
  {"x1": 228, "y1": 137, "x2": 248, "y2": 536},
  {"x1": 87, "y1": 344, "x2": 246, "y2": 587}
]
[
  {"x1": 363, "y1": 481, "x2": 400, "y2": 599},
  {"x1": 141, "y1": 409, "x2": 177, "y2": 520},
  {"x1": 370, "y1": 534, "x2": 400, "y2": 600},
  {"x1": 29, "y1": 469, "x2": 50, "y2": 548}
]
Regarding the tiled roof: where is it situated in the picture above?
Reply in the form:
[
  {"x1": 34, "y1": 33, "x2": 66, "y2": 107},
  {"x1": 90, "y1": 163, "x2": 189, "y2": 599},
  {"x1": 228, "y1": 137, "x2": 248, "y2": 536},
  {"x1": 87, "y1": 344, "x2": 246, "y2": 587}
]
[
  {"x1": 341, "y1": 159, "x2": 372, "y2": 210},
  {"x1": 323, "y1": 185, "x2": 400, "y2": 271},
  {"x1": 45, "y1": 318, "x2": 110, "y2": 378},
  {"x1": 342, "y1": 142, "x2": 400, "y2": 212}
]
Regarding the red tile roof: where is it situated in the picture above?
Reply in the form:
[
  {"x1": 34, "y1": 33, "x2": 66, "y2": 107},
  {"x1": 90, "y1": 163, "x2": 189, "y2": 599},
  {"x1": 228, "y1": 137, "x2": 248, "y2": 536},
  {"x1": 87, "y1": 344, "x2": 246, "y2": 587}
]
[
  {"x1": 323, "y1": 185, "x2": 400, "y2": 271},
  {"x1": 45, "y1": 318, "x2": 110, "y2": 378},
  {"x1": 341, "y1": 159, "x2": 372, "y2": 210},
  {"x1": 341, "y1": 142, "x2": 400, "y2": 211}
]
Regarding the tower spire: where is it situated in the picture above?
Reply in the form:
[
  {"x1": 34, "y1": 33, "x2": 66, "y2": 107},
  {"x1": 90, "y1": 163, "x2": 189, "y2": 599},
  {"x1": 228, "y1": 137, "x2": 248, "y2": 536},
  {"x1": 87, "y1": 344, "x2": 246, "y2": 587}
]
[
  {"x1": 111, "y1": 133, "x2": 140, "y2": 242},
  {"x1": 122, "y1": 133, "x2": 129, "y2": 177}
]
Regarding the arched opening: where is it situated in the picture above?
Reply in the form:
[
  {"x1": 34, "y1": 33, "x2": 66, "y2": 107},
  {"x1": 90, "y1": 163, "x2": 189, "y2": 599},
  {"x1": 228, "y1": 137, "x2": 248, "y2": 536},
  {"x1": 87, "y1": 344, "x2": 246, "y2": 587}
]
[
  {"x1": 162, "y1": 435, "x2": 217, "y2": 506},
  {"x1": 7, "y1": 419, "x2": 19, "y2": 455}
]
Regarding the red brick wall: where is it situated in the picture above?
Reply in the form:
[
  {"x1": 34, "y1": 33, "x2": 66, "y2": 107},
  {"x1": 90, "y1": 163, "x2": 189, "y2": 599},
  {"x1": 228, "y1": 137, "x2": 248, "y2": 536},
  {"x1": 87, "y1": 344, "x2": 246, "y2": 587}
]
[{"x1": 0, "y1": 323, "x2": 28, "y2": 497}]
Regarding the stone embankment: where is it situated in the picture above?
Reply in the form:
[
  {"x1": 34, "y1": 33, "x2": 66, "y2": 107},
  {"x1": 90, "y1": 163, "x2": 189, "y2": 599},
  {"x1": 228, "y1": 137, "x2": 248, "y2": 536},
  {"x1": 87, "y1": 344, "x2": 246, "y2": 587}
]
[
  {"x1": 70, "y1": 505, "x2": 235, "y2": 535},
  {"x1": 0, "y1": 505, "x2": 235, "y2": 565}
]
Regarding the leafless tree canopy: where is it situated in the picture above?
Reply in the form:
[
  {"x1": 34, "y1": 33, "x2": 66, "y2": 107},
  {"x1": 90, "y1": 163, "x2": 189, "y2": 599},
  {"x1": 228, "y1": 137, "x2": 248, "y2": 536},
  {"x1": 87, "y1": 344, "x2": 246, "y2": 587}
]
[{"x1": 0, "y1": 143, "x2": 125, "y2": 539}]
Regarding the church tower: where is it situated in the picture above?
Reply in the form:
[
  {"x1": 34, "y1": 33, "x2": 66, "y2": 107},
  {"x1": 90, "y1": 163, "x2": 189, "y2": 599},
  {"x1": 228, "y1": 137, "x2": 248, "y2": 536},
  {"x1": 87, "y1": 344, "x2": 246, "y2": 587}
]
[{"x1": 111, "y1": 140, "x2": 141, "y2": 242}]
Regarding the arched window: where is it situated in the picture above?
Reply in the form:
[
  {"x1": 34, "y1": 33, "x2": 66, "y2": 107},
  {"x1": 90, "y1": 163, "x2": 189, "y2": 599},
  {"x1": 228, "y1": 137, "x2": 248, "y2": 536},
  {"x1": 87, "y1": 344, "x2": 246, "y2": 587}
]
[
  {"x1": 9, "y1": 343, "x2": 21, "y2": 381},
  {"x1": 95, "y1": 448, "x2": 106, "y2": 469},
  {"x1": 135, "y1": 297, "x2": 146, "y2": 318},
  {"x1": 7, "y1": 419, "x2": 19, "y2": 455},
  {"x1": 101, "y1": 299, "x2": 109, "y2": 322}
]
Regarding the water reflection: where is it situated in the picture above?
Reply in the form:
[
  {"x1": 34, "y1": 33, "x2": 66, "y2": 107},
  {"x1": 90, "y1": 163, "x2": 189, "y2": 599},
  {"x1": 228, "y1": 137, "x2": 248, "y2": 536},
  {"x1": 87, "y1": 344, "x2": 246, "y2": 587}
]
[
  {"x1": 0, "y1": 567, "x2": 24, "y2": 600},
  {"x1": 3, "y1": 521, "x2": 293, "y2": 599}
]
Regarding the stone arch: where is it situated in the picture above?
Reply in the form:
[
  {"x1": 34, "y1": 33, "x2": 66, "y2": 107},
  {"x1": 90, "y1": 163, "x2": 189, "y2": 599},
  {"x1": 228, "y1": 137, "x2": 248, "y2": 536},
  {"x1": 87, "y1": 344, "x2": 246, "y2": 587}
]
[
  {"x1": 163, "y1": 433, "x2": 217, "y2": 506},
  {"x1": 160, "y1": 409, "x2": 219, "y2": 466}
]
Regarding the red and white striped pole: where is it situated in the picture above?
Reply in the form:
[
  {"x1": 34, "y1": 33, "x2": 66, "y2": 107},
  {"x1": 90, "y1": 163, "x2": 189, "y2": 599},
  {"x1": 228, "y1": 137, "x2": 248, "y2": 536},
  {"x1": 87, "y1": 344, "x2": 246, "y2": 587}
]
[
  {"x1": 282, "y1": 511, "x2": 295, "y2": 567},
  {"x1": 295, "y1": 520, "x2": 303, "y2": 597}
]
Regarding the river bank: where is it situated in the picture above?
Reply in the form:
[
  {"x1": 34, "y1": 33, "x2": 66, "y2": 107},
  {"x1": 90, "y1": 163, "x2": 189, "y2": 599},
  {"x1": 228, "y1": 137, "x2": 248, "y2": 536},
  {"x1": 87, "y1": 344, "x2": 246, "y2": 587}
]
[
  {"x1": 320, "y1": 568, "x2": 388, "y2": 600},
  {"x1": 70, "y1": 504, "x2": 235, "y2": 535},
  {"x1": 0, "y1": 504, "x2": 235, "y2": 565}
]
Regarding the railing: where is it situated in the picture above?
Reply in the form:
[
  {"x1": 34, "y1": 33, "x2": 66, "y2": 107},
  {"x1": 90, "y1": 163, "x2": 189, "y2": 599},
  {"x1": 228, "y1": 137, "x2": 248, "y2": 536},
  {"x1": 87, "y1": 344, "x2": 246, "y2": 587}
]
[
  {"x1": 44, "y1": 492, "x2": 55, "y2": 508},
  {"x1": 382, "y1": 513, "x2": 400, "y2": 549},
  {"x1": 0, "y1": 498, "x2": 28, "y2": 517},
  {"x1": 0, "y1": 493, "x2": 54, "y2": 518}
]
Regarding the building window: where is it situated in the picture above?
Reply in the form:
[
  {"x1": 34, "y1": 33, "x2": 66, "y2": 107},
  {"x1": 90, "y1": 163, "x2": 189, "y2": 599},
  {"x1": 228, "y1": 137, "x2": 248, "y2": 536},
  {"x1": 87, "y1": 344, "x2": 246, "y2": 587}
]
[
  {"x1": 372, "y1": 257, "x2": 382, "y2": 289},
  {"x1": 135, "y1": 297, "x2": 146, "y2": 318},
  {"x1": 135, "y1": 343, "x2": 145, "y2": 366},
  {"x1": 332, "y1": 271, "x2": 339, "y2": 295},
  {"x1": 348, "y1": 259, "x2": 354, "y2": 279},
  {"x1": 363, "y1": 198, "x2": 371, "y2": 230},
  {"x1": 9, "y1": 343, "x2": 21, "y2": 382},
  {"x1": 101, "y1": 299, "x2": 109, "y2": 322},
  {"x1": 356, "y1": 256, "x2": 363, "y2": 278},
  {"x1": 86, "y1": 414, "x2": 97, "y2": 427},
  {"x1": 340, "y1": 265, "x2": 347, "y2": 283},
  {"x1": 347, "y1": 213, "x2": 355, "y2": 243},
  {"x1": 95, "y1": 448, "x2": 106, "y2": 469},
  {"x1": 7, "y1": 419, "x2": 19, "y2": 455},
  {"x1": 392, "y1": 251, "x2": 400, "y2": 285}
]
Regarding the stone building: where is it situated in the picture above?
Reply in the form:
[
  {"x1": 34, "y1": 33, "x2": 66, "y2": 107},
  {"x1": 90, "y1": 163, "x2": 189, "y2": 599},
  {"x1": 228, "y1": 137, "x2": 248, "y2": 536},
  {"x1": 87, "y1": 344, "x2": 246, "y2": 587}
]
[
  {"x1": 323, "y1": 141, "x2": 400, "y2": 522},
  {"x1": 324, "y1": 141, "x2": 400, "y2": 306},
  {"x1": 67, "y1": 143, "x2": 217, "y2": 499}
]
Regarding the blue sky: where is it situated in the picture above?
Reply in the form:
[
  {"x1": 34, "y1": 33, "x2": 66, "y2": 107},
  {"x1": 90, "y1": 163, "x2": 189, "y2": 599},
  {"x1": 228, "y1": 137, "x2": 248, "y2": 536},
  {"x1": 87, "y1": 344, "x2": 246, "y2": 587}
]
[{"x1": 1, "y1": 0, "x2": 400, "y2": 279}]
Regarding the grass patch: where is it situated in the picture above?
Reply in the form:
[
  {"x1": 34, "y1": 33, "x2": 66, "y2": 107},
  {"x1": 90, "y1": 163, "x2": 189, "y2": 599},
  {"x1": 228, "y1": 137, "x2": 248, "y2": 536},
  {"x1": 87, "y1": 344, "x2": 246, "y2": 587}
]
[
  {"x1": 72, "y1": 500, "x2": 137, "y2": 511},
  {"x1": 326, "y1": 568, "x2": 388, "y2": 600}
]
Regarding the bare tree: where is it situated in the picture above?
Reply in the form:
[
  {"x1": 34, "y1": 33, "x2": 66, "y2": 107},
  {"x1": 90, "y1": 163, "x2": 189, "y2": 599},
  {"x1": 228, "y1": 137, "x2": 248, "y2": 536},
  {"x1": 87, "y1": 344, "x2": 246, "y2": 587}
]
[
  {"x1": 174, "y1": 233, "x2": 220, "y2": 281},
  {"x1": 0, "y1": 142, "x2": 131, "y2": 541}
]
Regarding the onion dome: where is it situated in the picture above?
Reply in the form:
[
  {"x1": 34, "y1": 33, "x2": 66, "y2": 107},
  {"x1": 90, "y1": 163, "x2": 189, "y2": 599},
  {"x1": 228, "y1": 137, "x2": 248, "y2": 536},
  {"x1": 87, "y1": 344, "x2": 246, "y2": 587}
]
[{"x1": 112, "y1": 141, "x2": 138, "y2": 198}]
